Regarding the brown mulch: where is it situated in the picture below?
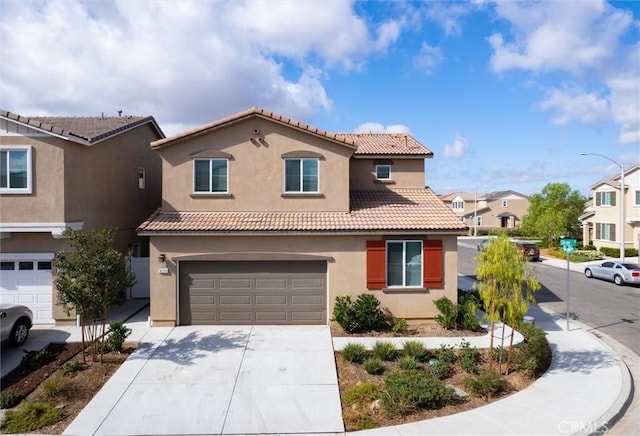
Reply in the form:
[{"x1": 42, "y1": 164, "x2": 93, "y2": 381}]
[
  {"x1": 0, "y1": 342, "x2": 135, "y2": 435},
  {"x1": 330, "y1": 320, "x2": 486, "y2": 338}
]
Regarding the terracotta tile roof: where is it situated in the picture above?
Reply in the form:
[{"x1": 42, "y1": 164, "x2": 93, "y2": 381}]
[
  {"x1": 0, "y1": 109, "x2": 164, "y2": 144},
  {"x1": 151, "y1": 107, "x2": 357, "y2": 150},
  {"x1": 342, "y1": 133, "x2": 433, "y2": 156},
  {"x1": 138, "y1": 188, "x2": 468, "y2": 234}
]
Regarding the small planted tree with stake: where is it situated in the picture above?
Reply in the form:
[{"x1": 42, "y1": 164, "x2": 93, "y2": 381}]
[
  {"x1": 475, "y1": 233, "x2": 540, "y2": 374},
  {"x1": 54, "y1": 228, "x2": 135, "y2": 362}
]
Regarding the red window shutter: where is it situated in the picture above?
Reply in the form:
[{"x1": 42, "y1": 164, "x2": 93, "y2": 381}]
[
  {"x1": 366, "y1": 240, "x2": 386, "y2": 289},
  {"x1": 423, "y1": 240, "x2": 443, "y2": 289}
]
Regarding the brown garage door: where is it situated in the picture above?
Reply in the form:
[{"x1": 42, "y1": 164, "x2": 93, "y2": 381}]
[{"x1": 179, "y1": 261, "x2": 327, "y2": 325}]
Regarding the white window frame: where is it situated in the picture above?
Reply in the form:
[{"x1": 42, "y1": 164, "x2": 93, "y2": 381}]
[
  {"x1": 375, "y1": 165, "x2": 391, "y2": 181},
  {"x1": 477, "y1": 216, "x2": 483, "y2": 226},
  {"x1": 452, "y1": 200, "x2": 464, "y2": 209},
  {"x1": 386, "y1": 240, "x2": 423, "y2": 288},
  {"x1": 138, "y1": 167, "x2": 146, "y2": 189},
  {"x1": 193, "y1": 158, "x2": 229, "y2": 194},
  {"x1": 634, "y1": 190, "x2": 640, "y2": 206},
  {"x1": 0, "y1": 146, "x2": 32, "y2": 194},
  {"x1": 284, "y1": 158, "x2": 319, "y2": 193},
  {"x1": 597, "y1": 191, "x2": 615, "y2": 206},
  {"x1": 502, "y1": 200, "x2": 508, "y2": 207},
  {"x1": 596, "y1": 223, "x2": 616, "y2": 241}
]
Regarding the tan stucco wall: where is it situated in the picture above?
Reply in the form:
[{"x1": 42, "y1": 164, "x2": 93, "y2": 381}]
[
  {"x1": 148, "y1": 234, "x2": 458, "y2": 326},
  {"x1": 0, "y1": 136, "x2": 65, "y2": 222},
  {"x1": 592, "y1": 183, "x2": 637, "y2": 251},
  {"x1": 349, "y1": 159, "x2": 426, "y2": 189},
  {"x1": 158, "y1": 118, "x2": 353, "y2": 212}
]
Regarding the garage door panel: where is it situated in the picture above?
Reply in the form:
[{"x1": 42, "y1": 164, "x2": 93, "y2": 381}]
[
  {"x1": 190, "y1": 296, "x2": 215, "y2": 305},
  {"x1": 179, "y1": 261, "x2": 326, "y2": 325}
]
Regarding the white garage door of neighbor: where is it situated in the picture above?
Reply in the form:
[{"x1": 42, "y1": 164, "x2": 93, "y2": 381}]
[{"x1": 0, "y1": 253, "x2": 54, "y2": 324}]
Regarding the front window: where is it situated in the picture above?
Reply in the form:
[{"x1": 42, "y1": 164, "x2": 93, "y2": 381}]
[
  {"x1": 285, "y1": 158, "x2": 318, "y2": 193},
  {"x1": 452, "y1": 200, "x2": 464, "y2": 209},
  {"x1": 596, "y1": 191, "x2": 615, "y2": 206},
  {"x1": 387, "y1": 241, "x2": 422, "y2": 287},
  {"x1": 194, "y1": 158, "x2": 228, "y2": 193},
  {"x1": 596, "y1": 223, "x2": 615, "y2": 241},
  {"x1": 0, "y1": 147, "x2": 31, "y2": 194},
  {"x1": 375, "y1": 165, "x2": 391, "y2": 181},
  {"x1": 635, "y1": 190, "x2": 640, "y2": 206}
]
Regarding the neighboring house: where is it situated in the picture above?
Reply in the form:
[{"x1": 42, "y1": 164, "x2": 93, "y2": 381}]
[
  {"x1": 440, "y1": 190, "x2": 530, "y2": 235},
  {"x1": 580, "y1": 164, "x2": 640, "y2": 254},
  {"x1": 0, "y1": 110, "x2": 164, "y2": 324},
  {"x1": 137, "y1": 107, "x2": 467, "y2": 326}
]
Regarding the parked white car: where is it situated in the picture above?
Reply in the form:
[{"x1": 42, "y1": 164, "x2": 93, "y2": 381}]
[
  {"x1": 584, "y1": 262, "x2": 640, "y2": 286},
  {"x1": 0, "y1": 304, "x2": 33, "y2": 346}
]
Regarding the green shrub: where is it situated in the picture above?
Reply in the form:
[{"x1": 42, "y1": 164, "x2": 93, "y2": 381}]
[
  {"x1": 332, "y1": 296, "x2": 358, "y2": 333},
  {"x1": 464, "y1": 370, "x2": 504, "y2": 400},
  {"x1": 352, "y1": 294, "x2": 386, "y2": 331},
  {"x1": 428, "y1": 361, "x2": 453, "y2": 380},
  {"x1": 342, "y1": 343, "x2": 369, "y2": 364},
  {"x1": 514, "y1": 324, "x2": 552, "y2": 378},
  {"x1": 391, "y1": 317, "x2": 408, "y2": 335},
  {"x1": 20, "y1": 349, "x2": 55, "y2": 370},
  {"x1": 402, "y1": 340, "x2": 428, "y2": 362},
  {"x1": 0, "y1": 402, "x2": 62, "y2": 433},
  {"x1": 61, "y1": 360, "x2": 86, "y2": 376},
  {"x1": 396, "y1": 356, "x2": 419, "y2": 371},
  {"x1": 599, "y1": 247, "x2": 639, "y2": 258},
  {"x1": 363, "y1": 357, "x2": 385, "y2": 375},
  {"x1": 332, "y1": 294, "x2": 386, "y2": 333},
  {"x1": 492, "y1": 346, "x2": 508, "y2": 363},
  {"x1": 39, "y1": 374, "x2": 75, "y2": 401},
  {"x1": 434, "y1": 297, "x2": 457, "y2": 330},
  {"x1": 380, "y1": 370, "x2": 454, "y2": 416},
  {"x1": 343, "y1": 413, "x2": 379, "y2": 431},
  {"x1": 104, "y1": 321, "x2": 132, "y2": 353},
  {"x1": 372, "y1": 341, "x2": 397, "y2": 361},
  {"x1": 342, "y1": 381, "x2": 380, "y2": 407},
  {"x1": 457, "y1": 294, "x2": 481, "y2": 331},
  {"x1": 458, "y1": 340, "x2": 479, "y2": 374},
  {"x1": 435, "y1": 344, "x2": 457, "y2": 365},
  {"x1": 0, "y1": 388, "x2": 23, "y2": 409}
]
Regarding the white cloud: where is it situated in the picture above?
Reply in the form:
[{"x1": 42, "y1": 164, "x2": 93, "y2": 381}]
[
  {"x1": 539, "y1": 85, "x2": 611, "y2": 126},
  {"x1": 443, "y1": 133, "x2": 469, "y2": 159},
  {"x1": 414, "y1": 42, "x2": 444, "y2": 75},
  {"x1": 354, "y1": 122, "x2": 411, "y2": 134},
  {"x1": 423, "y1": 2, "x2": 476, "y2": 36},
  {"x1": 488, "y1": 0, "x2": 632, "y2": 74},
  {"x1": 0, "y1": 0, "x2": 404, "y2": 130}
]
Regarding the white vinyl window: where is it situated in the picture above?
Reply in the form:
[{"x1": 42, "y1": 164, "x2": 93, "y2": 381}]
[
  {"x1": 477, "y1": 216, "x2": 482, "y2": 226},
  {"x1": 386, "y1": 241, "x2": 422, "y2": 287},
  {"x1": 194, "y1": 158, "x2": 228, "y2": 193},
  {"x1": 0, "y1": 147, "x2": 32, "y2": 194},
  {"x1": 375, "y1": 165, "x2": 391, "y2": 181},
  {"x1": 452, "y1": 200, "x2": 464, "y2": 209},
  {"x1": 596, "y1": 191, "x2": 615, "y2": 206},
  {"x1": 634, "y1": 190, "x2": 640, "y2": 206},
  {"x1": 285, "y1": 158, "x2": 319, "y2": 193},
  {"x1": 502, "y1": 200, "x2": 508, "y2": 207},
  {"x1": 595, "y1": 223, "x2": 616, "y2": 241}
]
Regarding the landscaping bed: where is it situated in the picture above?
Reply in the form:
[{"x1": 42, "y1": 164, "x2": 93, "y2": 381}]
[{"x1": 0, "y1": 342, "x2": 135, "y2": 434}]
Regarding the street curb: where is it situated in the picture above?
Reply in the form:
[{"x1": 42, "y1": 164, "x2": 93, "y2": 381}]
[{"x1": 537, "y1": 306, "x2": 636, "y2": 436}]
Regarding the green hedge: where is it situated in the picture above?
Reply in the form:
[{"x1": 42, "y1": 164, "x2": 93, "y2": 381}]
[{"x1": 599, "y1": 247, "x2": 639, "y2": 258}]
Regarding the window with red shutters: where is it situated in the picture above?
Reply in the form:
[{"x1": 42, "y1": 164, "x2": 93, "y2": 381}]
[{"x1": 366, "y1": 239, "x2": 443, "y2": 289}]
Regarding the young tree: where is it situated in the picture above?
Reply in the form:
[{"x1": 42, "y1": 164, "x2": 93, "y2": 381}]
[
  {"x1": 54, "y1": 228, "x2": 135, "y2": 362},
  {"x1": 520, "y1": 183, "x2": 586, "y2": 246},
  {"x1": 475, "y1": 233, "x2": 540, "y2": 374}
]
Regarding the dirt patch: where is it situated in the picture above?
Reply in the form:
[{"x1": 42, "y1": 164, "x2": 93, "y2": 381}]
[
  {"x1": 330, "y1": 320, "x2": 486, "y2": 338},
  {"x1": 1, "y1": 342, "x2": 135, "y2": 435}
]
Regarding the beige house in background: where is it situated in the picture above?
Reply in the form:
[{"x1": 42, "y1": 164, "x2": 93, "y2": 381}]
[
  {"x1": 138, "y1": 107, "x2": 467, "y2": 327},
  {"x1": 440, "y1": 190, "x2": 530, "y2": 235},
  {"x1": 0, "y1": 110, "x2": 164, "y2": 324},
  {"x1": 580, "y1": 164, "x2": 640, "y2": 254}
]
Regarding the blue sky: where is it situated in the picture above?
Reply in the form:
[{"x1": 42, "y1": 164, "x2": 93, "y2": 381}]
[{"x1": 1, "y1": 0, "x2": 638, "y2": 197}]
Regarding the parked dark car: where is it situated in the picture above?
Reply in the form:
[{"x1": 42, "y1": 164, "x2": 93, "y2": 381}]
[
  {"x1": 584, "y1": 262, "x2": 640, "y2": 286},
  {"x1": 0, "y1": 304, "x2": 33, "y2": 346},
  {"x1": 516, "y1": 242, "x2": 540, "y2": 261}
]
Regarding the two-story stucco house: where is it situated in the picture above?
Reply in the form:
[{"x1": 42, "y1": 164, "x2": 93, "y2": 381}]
[
  {"x1": 0, "y1": 110, "x2": 164, "y2": 324},
  {"x1": 137, "y1": 108, "x2": 467, "y2": 326},
  {"x1": 440, "y1": 190, "x2": 530, "y2": 235},
  {"x1": 580, "y1": 164, "x2": 640, "y2": 254}
]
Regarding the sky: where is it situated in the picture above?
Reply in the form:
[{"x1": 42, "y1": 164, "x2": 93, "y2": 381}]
[{"x1": 1, "y1": 0, "x2": 639, "y2": 197}]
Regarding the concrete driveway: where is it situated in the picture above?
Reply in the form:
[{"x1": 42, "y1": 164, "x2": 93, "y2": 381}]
[{"x1": 63, "y1": 325, "x2": 344, "y2": 436}]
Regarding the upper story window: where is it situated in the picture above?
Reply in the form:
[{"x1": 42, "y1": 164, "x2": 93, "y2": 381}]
[
  {"x1": 194, "y1": 158, "x2": 228, "y2": 193},
  {"x1": 375, "y1": 165, "x2": 391, "y2": 181},
  {"x1": 0, "y1": 147, "x2": 32, "y2": 194},
  {"x1": 502, "y1": 200, "x2": 508, "y2": 207},
  {"x1": 452, "y1": 200, "x2": 464, "y2": 209},
  {"x1": 387, "y1": 240, "x2": 422, "y2": 287},
  {"x1": 634, "y1": 190, "x2": 639, "y2": 206},
  {"x1": 596, "y1": 191, "x2": 615, "y2": 206},
  {"x1": 285, "y1": 158, "x2": 318, "y2": 193}
]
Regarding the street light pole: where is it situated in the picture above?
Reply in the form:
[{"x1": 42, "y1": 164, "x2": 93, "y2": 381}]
[{"x1": 579, "y1": 152, "x2": 625, "y2": 261}]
